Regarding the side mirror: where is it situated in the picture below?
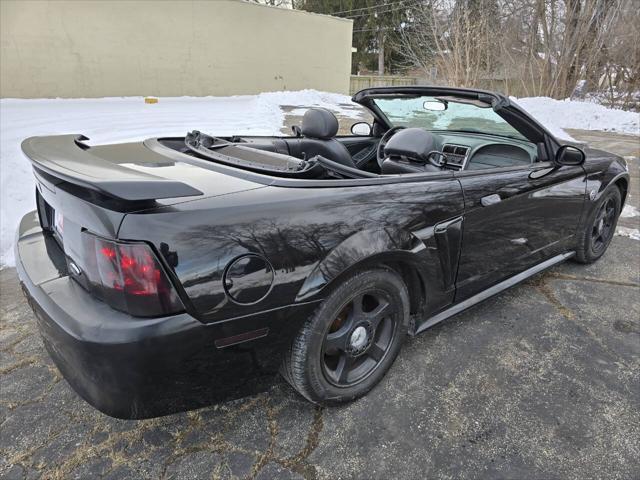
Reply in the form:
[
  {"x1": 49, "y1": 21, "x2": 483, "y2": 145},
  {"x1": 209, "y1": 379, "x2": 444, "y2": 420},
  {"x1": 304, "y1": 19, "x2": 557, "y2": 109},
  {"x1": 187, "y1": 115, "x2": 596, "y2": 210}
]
[
  {"x1": 351, "y1": 122, "x2": 372, "y2": 136},
  {"x1": 555, "y1": 145, "x2": 586, "y2": 166}
]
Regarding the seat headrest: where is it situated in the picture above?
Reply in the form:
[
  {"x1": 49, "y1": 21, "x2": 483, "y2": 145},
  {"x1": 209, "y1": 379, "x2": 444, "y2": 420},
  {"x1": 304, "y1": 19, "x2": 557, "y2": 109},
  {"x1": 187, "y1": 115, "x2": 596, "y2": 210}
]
[
  {"x1": 384, "y1": 128, "x2": 436, "y2": 163},
  {"x1": 301, "y1": 108, "x2": 339, "y2": 139}
]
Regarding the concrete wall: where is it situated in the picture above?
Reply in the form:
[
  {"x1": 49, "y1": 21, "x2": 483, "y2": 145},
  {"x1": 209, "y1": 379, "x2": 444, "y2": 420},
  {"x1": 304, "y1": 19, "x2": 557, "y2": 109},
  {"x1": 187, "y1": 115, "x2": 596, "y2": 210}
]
[{"x1": 0, "y1": 0, "x2": 352, "y2": 98}]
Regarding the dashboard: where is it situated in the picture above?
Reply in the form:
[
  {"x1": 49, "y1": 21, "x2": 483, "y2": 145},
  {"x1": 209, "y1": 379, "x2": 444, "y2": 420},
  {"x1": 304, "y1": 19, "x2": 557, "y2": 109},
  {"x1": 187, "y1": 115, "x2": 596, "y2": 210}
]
[{"x1": 434, "y1": 132, "x2": 537, "y2": 171}]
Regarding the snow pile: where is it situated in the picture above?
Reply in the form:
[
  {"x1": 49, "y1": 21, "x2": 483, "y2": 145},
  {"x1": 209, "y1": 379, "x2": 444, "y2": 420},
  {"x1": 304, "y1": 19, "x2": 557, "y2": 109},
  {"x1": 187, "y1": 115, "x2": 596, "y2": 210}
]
[{"x1": 513, "y1": 97, "x2": 639, "y2": 140}]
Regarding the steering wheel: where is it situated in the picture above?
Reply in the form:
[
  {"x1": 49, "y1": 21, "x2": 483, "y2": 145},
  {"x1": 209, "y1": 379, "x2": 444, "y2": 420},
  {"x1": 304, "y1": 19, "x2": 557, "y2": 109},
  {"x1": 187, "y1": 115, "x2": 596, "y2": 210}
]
[
  {"x1": 376, "y1": 126, "x2": 405, "y2": 168},
  {"x1": 426, "y1": 150, "x2": 448, "y2": 168}
]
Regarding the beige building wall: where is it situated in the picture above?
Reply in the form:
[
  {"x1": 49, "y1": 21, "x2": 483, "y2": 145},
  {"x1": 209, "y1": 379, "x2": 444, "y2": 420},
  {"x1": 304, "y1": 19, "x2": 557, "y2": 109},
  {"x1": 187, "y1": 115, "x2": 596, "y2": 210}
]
[{"x1": 0, "y1": 0, "x2": 352, "y2": 98}]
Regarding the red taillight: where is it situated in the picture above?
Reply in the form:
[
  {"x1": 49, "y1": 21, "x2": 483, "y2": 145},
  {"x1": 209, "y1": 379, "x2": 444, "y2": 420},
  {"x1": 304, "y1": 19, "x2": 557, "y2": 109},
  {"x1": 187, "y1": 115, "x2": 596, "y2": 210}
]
[
  {"x1": 118, "y1": 245, "x2": 162, "y2": 296},
  {"x1": 81, "y1": 232, "x2": 183, "y2": 317}
]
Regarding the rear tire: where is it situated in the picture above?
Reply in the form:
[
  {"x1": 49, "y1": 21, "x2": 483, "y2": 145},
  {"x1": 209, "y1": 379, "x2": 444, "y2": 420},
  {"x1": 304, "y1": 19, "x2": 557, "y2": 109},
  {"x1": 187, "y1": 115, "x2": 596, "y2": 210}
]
[
  {"x1": 281, "y1": 269, "x2": 410, "y2": 405},
  {"x1": 574, "y1": 186, "x2": 621, "y2": 264}
]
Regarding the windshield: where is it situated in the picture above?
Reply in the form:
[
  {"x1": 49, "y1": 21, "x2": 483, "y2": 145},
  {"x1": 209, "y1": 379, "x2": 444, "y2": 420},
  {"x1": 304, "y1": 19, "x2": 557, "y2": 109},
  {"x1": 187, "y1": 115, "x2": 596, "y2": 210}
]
[{"x1": 373, "y1": 95, "x2": 527, "y2": 141}]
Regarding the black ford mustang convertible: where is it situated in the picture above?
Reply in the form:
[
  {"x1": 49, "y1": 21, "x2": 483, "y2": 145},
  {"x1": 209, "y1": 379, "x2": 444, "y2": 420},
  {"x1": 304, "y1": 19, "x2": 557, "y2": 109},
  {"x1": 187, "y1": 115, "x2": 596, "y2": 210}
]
[{"x1": 17, "y1": 87, "x2": 629, "y2": 419}]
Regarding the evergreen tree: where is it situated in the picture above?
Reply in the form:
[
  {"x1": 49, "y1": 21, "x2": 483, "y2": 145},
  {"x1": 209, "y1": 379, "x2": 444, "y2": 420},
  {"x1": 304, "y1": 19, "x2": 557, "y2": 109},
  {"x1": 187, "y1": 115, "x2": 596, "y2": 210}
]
[{"x1": 293, "y1": 0, "x2": 419, "y2": 74}]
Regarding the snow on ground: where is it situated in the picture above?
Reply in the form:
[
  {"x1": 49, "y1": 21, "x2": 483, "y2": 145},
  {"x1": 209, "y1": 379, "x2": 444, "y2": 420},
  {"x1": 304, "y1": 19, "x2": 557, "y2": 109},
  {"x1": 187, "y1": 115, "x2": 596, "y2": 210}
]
[
  {"x1": 621, "y1": 204, "x2": 639, "y2": 218},
  {"x1": 1, "y1": 90, "x2": 638, "y2": 266},
  {"x1": 513, "y1": 97, "x2": 639, "y2": 140},
  {"x1": 616, "y1": 227, "x2": 640, "y2": 241},
  {"x1": 284, "y1": 91, "x2": 363, "y2": 119}
]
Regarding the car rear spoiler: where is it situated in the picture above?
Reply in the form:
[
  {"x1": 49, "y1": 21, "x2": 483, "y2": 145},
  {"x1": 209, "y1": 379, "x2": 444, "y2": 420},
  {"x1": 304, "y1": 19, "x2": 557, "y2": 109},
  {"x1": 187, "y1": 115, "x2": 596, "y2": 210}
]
[{"x1": 21, "y1": 135, "x2": 203, "y2": 201}]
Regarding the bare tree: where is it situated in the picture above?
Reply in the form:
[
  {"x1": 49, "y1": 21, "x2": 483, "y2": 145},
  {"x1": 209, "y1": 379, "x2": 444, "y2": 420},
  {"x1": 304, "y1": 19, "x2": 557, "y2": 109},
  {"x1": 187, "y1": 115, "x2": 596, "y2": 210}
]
[{"x1": 397, "y1": 0, "x2": 638, "y2": 107}]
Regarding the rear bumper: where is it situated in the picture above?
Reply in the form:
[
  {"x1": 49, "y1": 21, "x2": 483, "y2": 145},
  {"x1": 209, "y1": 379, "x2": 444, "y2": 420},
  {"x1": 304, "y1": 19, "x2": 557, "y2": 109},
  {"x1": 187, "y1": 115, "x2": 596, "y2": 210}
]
[{"x1": 16, "y1": 212, "x2": 317, "y2": 419}]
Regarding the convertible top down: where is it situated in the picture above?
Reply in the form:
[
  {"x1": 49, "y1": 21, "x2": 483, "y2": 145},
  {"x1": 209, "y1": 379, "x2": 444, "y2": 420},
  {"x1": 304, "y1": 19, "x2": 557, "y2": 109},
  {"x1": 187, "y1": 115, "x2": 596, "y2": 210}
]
[{"x1": 16, "y1": 87, "x2": 629, "y2": 418}]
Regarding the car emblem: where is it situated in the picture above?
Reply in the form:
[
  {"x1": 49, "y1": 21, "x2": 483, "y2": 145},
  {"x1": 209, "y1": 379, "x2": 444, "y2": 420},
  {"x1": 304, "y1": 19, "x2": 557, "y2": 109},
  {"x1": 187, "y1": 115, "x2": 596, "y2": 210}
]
[{"x1": 350, "y1": 326, "x2": 368, "y2": 349}]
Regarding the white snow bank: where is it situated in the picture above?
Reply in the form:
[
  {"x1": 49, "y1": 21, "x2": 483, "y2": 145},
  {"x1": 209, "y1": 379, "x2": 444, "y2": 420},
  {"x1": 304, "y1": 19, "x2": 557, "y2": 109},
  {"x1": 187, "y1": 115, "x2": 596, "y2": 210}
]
[
  {"x1": 1, "y1": 90, "x2": 638, "y2": 267},
  {"x1": 513, "y1": 97, "x2": 640, "y2": 140}
]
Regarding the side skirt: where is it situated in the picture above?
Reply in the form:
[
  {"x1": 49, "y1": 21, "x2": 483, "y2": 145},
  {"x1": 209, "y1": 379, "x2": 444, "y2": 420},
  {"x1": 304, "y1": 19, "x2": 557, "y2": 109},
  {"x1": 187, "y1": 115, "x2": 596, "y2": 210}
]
[{"x1": 414, "y1": 251, "x2": 575, "y2": 335}]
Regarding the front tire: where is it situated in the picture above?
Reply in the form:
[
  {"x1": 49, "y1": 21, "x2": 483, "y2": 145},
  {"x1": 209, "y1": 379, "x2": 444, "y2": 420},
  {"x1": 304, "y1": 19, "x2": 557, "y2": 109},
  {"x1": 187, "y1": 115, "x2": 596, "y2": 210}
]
[
  {"x1": 281, "y1": 269, "x2": 410, "y2": 405},
  {"x1": 574, "y1": 186, "x2": 622, "y2": 264}
]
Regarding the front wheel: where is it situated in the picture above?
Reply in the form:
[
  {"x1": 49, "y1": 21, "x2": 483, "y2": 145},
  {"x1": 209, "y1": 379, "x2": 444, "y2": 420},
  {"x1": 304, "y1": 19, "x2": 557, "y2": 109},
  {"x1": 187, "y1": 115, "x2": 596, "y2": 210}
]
[
  {"x1": 574, "y1": 186, "x2": 622, "y2": 264},
  {"x1": 281, "y1": 269, "x2": 410, "y2": 405}
]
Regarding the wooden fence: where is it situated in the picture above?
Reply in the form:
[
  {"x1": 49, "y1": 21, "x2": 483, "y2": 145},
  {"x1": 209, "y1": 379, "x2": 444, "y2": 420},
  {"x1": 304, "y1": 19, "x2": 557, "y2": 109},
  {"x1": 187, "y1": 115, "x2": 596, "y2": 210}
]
[
  {"x1": 349, "y1": 75, "x2": 545, "y2": 98},
  {"x1": 350, "y1": 75, "x2": 420, "y2": 95}
]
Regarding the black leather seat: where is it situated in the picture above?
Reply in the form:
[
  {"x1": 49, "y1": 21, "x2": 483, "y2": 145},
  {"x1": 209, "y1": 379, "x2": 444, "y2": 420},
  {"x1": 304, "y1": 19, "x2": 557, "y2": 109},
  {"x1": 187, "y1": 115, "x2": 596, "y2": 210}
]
[{"x1": 285, "y1": 108, "x2": 356, "y2": 168}]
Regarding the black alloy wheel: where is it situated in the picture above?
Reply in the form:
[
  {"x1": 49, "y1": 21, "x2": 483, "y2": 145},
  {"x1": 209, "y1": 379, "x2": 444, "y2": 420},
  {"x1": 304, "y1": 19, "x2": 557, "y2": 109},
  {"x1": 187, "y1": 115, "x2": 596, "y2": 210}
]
[
  {"x1": 322, "y1": 290, "x2": 397, "y2": 387},
  {"x1": 281, "y1": 269, "x2": 410, "y2": 405},
  {"x1": 590, "y1": 196, "x2": 617, "y2": 255},
  {"x1": 574, "y1": 186, "x2": 622, "y2": 264}
]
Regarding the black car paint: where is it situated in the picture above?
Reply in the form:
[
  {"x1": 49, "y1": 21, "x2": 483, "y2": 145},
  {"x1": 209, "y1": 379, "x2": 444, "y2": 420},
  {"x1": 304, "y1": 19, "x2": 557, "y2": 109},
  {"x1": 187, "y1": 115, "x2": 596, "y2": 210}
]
[
  {"x1": 17, "y1": 212, "x2": 318, "y2": 418},
  {"x1": 118, "y1": 175, "x2": 465, "y2": 323},
  {"x1": 16, "y1": 87, "x2": 630, "y2": 418},
  {"x1": 455, "y1": 162, "x2": 587, "y2": 298}
]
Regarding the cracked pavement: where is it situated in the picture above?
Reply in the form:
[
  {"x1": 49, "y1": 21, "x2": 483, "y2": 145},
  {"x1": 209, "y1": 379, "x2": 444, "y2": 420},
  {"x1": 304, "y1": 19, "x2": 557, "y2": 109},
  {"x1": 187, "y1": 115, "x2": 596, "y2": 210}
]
[{"x1": 1, "y1": 131, "x2": 639, "y2": 479}]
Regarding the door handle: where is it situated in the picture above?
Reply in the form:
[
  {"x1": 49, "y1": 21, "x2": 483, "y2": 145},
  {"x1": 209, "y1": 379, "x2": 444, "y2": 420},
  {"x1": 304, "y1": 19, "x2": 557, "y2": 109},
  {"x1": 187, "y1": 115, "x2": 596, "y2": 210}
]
[
  {"x1": 481, "y1": 194, "x2": 501, "y2": 207},
  {"x1": 529, "y1": 167, "x2": 555, "y2": 179}
]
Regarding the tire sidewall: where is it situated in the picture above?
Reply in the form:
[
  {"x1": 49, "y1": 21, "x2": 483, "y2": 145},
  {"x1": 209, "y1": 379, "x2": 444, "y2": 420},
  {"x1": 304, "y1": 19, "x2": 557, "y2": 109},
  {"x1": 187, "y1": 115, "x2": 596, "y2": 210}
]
[
  {"x1": 583, "y1": 187, "x2": 621, "y2": 262},
  {"x1": 302, "y1": 269, "x2": 410, "y2": 404}
]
